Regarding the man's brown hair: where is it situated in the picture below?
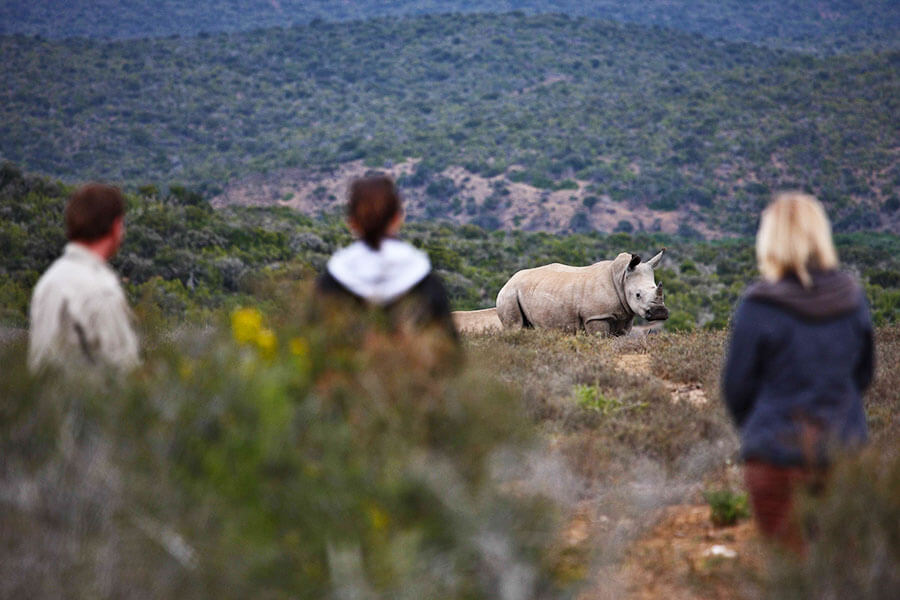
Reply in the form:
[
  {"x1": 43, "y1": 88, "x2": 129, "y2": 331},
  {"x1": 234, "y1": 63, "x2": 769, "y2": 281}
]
[
  {"x1": 348, "y1": 174, "x2": 402, "y2": 250},
  {"x1": 65, "y1": 183, "x2": 125, "y2": 242}
]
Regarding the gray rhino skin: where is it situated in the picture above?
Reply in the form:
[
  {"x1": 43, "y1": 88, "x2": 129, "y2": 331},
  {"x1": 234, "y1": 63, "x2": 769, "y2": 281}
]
[
  {"x1": 495, "y1": 250, "x2": 669, "y2": 336},
  {"x1": 452, "y1": 307, "x2": 503, "y2": 334}
]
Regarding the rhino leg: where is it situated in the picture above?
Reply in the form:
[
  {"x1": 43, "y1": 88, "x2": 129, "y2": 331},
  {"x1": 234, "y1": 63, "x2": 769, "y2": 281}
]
[
  {"x1": 584, "y1": 319, "x2": 632, "y2": 337},
  {"x1": 584, "y1": 319, "x2": 612, "y2": 336},
  {"x1": 496, "y1": 287, "x2": 527, "y2": 330}
]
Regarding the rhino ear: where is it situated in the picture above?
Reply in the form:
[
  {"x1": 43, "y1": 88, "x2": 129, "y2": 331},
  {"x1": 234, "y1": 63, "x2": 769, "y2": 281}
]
[
  {"x1": 646, "y1": 248, "x2": 665, "y2": 269},
  {"x1": 628, "y1": 254, "x2": 641, "y2": 270}
]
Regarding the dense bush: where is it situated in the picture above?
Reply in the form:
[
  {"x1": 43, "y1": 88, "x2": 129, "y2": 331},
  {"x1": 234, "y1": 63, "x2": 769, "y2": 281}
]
[
  {"x1": 2, "y1": 1, "x2": 897, "y2": 55},
  {"x1": 0, "y1": 291, "x2": 579, "y2": 599},
  {"x1": 1, "y1": 13, "x2": 897, "y2": 234},
  {"x1": 3, "y1": 164, "x2": 900, "y2": 331}
]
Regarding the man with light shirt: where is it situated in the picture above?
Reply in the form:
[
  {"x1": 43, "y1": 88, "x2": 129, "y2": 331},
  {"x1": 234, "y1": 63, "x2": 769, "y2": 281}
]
[{"x1": 28, "y1": 183, "x2": 139, "y2": 373}]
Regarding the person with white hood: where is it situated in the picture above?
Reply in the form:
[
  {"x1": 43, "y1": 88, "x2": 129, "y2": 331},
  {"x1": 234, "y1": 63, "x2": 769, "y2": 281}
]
[{"x1": 316, "y1": 173, "x2": 456, "y2": 339}]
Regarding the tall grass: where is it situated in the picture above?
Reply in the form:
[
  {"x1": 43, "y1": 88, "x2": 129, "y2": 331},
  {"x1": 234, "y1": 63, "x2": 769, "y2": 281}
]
[
  {"x1": 2, "y1": 280, "x2": 898, "y2": 599},
  {"x1": 0, "y1": 286, "x2": 580, "y2": 599},
  {"x1": 465, "y1": 325, "x2": 900, "y2": 597}
]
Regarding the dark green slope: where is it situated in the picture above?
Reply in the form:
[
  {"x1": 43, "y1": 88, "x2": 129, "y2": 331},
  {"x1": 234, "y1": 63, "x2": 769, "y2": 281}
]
[
  {"x1": 1, "y1": 1, "x2": 898, "y2": 55},
  {"x1": 2, "y1": 14, "x2": 898, "y2": 234}
]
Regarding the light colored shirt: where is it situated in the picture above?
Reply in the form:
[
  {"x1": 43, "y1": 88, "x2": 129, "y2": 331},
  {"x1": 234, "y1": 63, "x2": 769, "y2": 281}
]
[{"x1": 28, "y1": 243, "x2": 139, "y2": 373}]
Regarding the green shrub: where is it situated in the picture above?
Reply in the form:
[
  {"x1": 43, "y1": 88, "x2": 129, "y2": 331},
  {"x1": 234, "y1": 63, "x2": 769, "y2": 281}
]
[
  {"x1": 573, "y1": 384, "x2": 646, "y2": 415},
  {"x1": 664, "y1": 310, "x2": 696, "y2": 332},
  {"x1": 704, "y1": 489, "x2": 750, "y2": 526}
]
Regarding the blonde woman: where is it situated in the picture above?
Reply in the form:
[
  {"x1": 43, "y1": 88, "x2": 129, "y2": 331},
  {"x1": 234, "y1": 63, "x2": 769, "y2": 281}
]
[{"x1": 722, "y1": 192, "x2": 873, "y2": 551}]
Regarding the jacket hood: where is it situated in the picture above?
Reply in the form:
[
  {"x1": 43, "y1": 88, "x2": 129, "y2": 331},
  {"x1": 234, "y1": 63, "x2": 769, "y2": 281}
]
[
  {"x1": 745, "y1": 270, "x2": 863, "y2": 320},
  {"x1": 327, "y1": 239, "x2": 431, "y2": 305}
]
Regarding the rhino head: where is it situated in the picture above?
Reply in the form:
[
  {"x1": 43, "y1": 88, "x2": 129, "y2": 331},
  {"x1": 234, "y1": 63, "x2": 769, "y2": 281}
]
[{"x1": 623, "y1": 249, "x2": 669, "y2": 321}]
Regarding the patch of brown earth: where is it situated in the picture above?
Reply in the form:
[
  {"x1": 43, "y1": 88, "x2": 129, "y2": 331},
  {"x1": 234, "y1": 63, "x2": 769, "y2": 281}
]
[
  {"x1": 212, "y1": 160, "x2": 716, "y2": 236},
  {"x1": 514, "y1": 73, "x2": 573, "y2": 96},
  {"x1": 616, "y1": 504, "x2": 763, "y2": 600},
  {"x1": 665, "y1": 382, "x2": 708, "y2": 406},
  {"x1": 615, "y1": 353, "x2": 653, "y2": 377},
  {"x1": 614, "y1": 353, "x2": 708, "y2": 406},
  {"x1": 566, "y1": 503, "x2": 761, "y2": 600},
  {"x1": 210, "y1": 158, "x2": 421, "y2": 212}
]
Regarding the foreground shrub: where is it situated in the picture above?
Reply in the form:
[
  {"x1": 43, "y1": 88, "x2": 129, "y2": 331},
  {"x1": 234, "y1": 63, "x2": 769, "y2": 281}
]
[
  {"x1": 769, "y1": 448, "x2": 900, "y2": 599},
  {"x1": 0, "y1": 290, "x2": 578, "y2": 599},
  {"x1": 704, "y1": 489, "x2": 750, "y2": 527}
]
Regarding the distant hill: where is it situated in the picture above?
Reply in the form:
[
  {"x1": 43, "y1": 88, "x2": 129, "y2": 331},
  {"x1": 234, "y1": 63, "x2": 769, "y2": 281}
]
[
  {"x1": 2, "y1": 13, "x2": 897, "y2": 235},
  {"x1": 1, "y1": 1, "x2": 898, "y2": 54}
]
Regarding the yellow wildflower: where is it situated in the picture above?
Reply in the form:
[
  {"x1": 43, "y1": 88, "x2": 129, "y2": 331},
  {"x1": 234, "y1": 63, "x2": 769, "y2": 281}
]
[
  {"x1": 256, "y1": 327, "x2": 278, "y2": 360},
  {"x1": 366, "y1": 503, "x2": 389, "y2": 532},
  {"x1": 231, "y1": 307, "x2": 263, "y2": 344},
  {"x1": 289, "y1": 337, "x2": 309, "y2": 357}
]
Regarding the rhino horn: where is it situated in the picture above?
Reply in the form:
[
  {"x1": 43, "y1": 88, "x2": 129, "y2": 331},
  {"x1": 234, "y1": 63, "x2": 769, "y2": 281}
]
[
  {"x1": 628, "y1": 254, "x2": 641, "y2": 270},
  {"x1": 646, "y1": 248, "x2": 665, "y2": 269}
]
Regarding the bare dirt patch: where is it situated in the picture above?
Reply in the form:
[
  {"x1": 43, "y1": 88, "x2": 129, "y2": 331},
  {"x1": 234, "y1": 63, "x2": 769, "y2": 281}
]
[
  {"x1": 210, "y1": 158, "x2": 420, "y2": 213},
  {"x1": 617, "y1": 504, "x2": 763, "y2": 600},
  {"x1": 212, "y1": 160, "x2": 715, "y2": 236},
  {"x1": 614, "y1": 353, "x2": 652, "y2": 377},
  {"x1": 614, "y1": 352, "x2": 709, "y2": 406}
]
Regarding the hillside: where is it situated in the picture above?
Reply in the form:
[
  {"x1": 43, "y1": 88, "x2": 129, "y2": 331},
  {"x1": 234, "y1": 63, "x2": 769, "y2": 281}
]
[
  {"x1": 1, "y1": 0, "x2": 898, "y2": 55},
  {"x1": 2, "y1": 14, "x2": 898, "y2": 236},
  {"x1": 3, "y1": 163, "x2": 900, "y2": 333}
]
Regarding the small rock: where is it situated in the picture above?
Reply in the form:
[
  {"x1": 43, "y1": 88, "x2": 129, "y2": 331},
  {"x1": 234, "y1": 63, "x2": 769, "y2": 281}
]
[{"x1": 703, "y1": 544, "x2": 737, "y2": 559}]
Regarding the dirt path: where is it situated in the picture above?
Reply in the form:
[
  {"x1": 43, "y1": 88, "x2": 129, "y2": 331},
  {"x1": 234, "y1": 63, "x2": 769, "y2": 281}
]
[
  {"x1": 562, "y1": 501, "x2": 763, "y2": 600},
  {"x1": 566, "y1": 354, "x2": 761, "y2": 599},
  {"x1": 614, "y1": 353, "x2": 708, "y2": 406},
  {"x1": 617, "y1": 504, "x2": 763, "y2": 600}
]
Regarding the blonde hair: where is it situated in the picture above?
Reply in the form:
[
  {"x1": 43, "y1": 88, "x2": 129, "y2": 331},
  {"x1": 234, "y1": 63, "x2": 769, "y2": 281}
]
[{"x1": 756, "y1": 192, "x2": 838, "y2": 287}]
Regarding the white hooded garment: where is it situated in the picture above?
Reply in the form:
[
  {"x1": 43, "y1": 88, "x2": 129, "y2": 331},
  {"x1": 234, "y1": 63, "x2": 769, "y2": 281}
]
[
  {"x1": 326, "y1": 239, "x2": 431, "y2": 305},
  {"x1": 28, "y1": 243, "x2": 139, "y2": 373}
]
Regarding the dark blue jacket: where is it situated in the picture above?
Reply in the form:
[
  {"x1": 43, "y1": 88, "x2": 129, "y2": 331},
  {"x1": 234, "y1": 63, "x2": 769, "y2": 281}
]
[{"x1": 722, "y1": 270, "x2": 874, "y2": 467}]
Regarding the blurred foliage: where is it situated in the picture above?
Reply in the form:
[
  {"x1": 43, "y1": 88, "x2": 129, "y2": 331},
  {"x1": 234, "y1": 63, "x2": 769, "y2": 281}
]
[
  {"x1": 574, "y1": 384, "x2": 623, "y2": 415},
  {"x1": 704, "y1": 489, "x2": 750, "y2": 527},
  {"x1": 0, "y1": 284, "x2": 580, "y2": 599},
  {"x1": 1, "y1": 13, "x2": 898, "y2": 235},
  {"x1": 2, "y1": 274, "x2": 898, "y2": 597},
  {"x1": 769, "y1": 447, "x2": 900, "y2": 599},
  {"x1": 1, "y1": 1, "x2": 898, "y2": 56},
  {"x1": 3, "y1": 163, "x2": 900, "y2": 332}
]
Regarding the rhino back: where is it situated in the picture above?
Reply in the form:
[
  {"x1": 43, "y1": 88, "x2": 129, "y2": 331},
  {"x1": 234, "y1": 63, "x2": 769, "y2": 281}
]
[{"x1": 500, "y1": 260, "x2": 619, "y2": 330}]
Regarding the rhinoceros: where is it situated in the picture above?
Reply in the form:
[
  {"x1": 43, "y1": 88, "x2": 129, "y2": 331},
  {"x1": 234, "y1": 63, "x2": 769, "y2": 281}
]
[
  {"x1": 451, "y1": 307, "x2": 503, "y2": 334},
  {"x1": 495, "y1": 250, "x2": 669, "y2": 336}
]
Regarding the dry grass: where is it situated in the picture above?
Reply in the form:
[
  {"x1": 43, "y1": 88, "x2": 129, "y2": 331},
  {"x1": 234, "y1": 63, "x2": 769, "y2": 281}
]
[
  {"x1": 462, "y1": 325, "x2": 900, "y2": 599},
  {"x1": 2, "y1": 322, "x2": 896, "y2": 599}
]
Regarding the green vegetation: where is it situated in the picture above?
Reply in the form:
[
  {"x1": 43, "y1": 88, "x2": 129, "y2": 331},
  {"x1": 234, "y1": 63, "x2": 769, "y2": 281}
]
[
  {"x1": 3, "y1": 254, "x2": 899, "y2": 596},
  {"x1": 2, "y1": 13, "x2": 898, "y2": 235},
  {"x1": 2, "y1": 1, "x2": 898, "y2": 55},
  {"x1": 574, "y1": 384, "x2": 642, "y2": 415},
  {"x1": 3, "y1": 163, "x2": 900, "y2": 331},
  {"x1": 3, "y1": 6, "x2": 898, "y2": 594},
  {"x1": 704, "y1": 489, "x2": 750, "y2": 527},
  {"x1": 0, "y1": 293, "x2": 578, "y2": 598}
]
